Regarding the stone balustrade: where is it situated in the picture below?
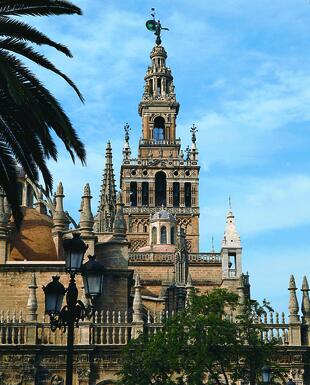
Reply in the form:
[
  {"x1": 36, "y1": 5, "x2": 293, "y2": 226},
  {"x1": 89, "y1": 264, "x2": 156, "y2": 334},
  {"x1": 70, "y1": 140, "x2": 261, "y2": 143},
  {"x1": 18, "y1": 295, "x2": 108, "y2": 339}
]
[
  {"x1": 129, "y1": 252, "x2": 221, "y2": 264},
  {"x1": 0, "y1": 308, "x2": 307, "y2": 347}
]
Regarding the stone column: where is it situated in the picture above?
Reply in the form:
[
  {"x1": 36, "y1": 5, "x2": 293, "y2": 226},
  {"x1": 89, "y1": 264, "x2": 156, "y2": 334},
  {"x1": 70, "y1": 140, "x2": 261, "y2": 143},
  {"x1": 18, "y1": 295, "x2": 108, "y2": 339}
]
[
  {"x1": 180, "y1": 182, "x2": 185, "y2": 207},
  {"x1": 137, "y1": 182, "x2": 142, "y2": 206}
]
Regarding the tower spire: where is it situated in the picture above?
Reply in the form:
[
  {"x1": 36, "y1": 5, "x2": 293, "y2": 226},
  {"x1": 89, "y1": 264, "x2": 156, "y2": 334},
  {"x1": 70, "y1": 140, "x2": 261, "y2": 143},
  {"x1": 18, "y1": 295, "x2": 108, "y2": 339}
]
[
  {"x1": 221, "y1": 204, "x2": 241, "y2": 248},
  {"x1": 95, "y1": 141, "x2": 116, "y2": 233}
]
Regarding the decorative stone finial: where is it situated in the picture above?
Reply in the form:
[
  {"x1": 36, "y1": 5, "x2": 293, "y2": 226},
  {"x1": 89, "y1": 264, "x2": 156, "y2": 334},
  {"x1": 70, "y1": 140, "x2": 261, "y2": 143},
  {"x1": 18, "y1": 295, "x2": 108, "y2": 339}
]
[
  {"x1": 53, "y1": 181, "x2": 68, "y2": 231},
  {"x1": 26, "y1": 273, "x2": 38, "y2": 321},
  {"x1": 288, "y1": 274, "x2": 300, "y2": 323},
  {"x1": 113, "y1": 191, "x2": 127, "y2": 238},
  {"x1": 301, "y1": 276, "x2": 310, "y2": 323},
  {"x1": 133, "y1": 273, "x2": 143, "y2": 323},
  {"x1": 79, "y1": 183, "x2": 94, "y2": 232}
]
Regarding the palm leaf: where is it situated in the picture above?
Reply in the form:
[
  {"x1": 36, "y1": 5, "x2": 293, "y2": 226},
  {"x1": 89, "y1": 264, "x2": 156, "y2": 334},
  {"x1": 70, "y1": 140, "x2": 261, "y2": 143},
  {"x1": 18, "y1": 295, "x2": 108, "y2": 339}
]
[
  {"x1": 0, "y1": 1, "x2": 82, "y2": 17},
  {"x1": 0, "y1": 40, "x2": 84, "y2": 101},
  {"x1": 0, "y1": 140, "x2": 23, "y2": 229},
  {"x1": 0, "y1": 49, "x2": 86, "y2": 164},
  {"x1": 0, "y1": 17, "x2": 72, "y2": 56}
]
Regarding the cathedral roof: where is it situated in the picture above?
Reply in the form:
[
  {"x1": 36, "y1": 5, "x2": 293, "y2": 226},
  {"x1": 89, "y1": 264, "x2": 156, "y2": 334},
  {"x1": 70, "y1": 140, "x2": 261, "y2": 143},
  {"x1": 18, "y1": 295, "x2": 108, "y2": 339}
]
[
  {"x1": 9, "y1": 207, "x2": 57, "y2": 261},
  {"x1": 151, "y1": 209, "x2": 176, "y2": 221}
]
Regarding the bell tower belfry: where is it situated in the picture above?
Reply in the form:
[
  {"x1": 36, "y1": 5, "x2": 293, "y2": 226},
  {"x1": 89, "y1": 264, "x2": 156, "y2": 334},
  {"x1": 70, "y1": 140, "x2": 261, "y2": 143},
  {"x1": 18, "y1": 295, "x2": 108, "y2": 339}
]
[{"x1": 120, "y1": 25, "x2": 200, "y2": 253}]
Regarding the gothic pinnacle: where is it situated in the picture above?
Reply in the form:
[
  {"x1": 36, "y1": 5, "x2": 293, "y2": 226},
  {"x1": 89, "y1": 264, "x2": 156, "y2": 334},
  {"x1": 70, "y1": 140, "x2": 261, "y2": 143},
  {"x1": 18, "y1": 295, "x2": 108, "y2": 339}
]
[
  {"x1": 301, "y1": 276, "x2": 310, "y2": 322},
  {"x1": 79, "y1": 183, "x2": 94, "y2": 232},
  {"x1": 52, "y1": 181, "x2": 68, "y2": 231},
  {"x1": 133, "y1": 273, "x2": 143, "y2": 323},
  {"x1": 288, "y1": 274, "x2": 300, "y2": 323},
  {"x1": 113, "y1": 191, "x2": 127, "y2": 238},
  {"x1": 95, "y1": 141, "x2": 116, "y2": 232}
]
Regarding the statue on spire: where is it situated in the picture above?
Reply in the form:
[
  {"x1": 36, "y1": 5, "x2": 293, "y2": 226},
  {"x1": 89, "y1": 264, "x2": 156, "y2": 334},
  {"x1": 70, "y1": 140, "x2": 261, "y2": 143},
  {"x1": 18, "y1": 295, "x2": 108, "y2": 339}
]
[
  {"x1": 124, "y1": 122, "x2": 130, "y2": 142},
  {"x1": 190, "y1": 124, "x2": 198, "y2": 144},
  {"x1": 145, "y1": 8, "x2": 169, "y2": 45}
]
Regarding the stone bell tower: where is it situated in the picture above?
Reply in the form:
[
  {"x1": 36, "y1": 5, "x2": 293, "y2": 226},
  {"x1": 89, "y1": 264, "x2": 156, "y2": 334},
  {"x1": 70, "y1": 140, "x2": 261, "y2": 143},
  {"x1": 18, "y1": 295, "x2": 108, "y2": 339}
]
[{"x1": 120, "y1": 38, "x2": 200, "y2": 252}]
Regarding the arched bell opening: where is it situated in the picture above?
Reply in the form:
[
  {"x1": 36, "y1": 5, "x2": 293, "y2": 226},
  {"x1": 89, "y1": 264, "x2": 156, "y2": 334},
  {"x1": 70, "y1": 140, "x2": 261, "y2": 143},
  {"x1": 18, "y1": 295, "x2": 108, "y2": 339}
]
[
  {"x1": 153, "y1": 116, "x2": 165, "y2": 141},
  {"x1": 155, "y1": 171, "x2": 167, "y2": 206}
]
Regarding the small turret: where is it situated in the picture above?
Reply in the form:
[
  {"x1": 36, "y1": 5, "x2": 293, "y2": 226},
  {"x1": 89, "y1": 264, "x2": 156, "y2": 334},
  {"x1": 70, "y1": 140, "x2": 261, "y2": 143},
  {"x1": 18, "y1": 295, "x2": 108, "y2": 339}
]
[{"x1": 221, "y1": 200, "x2": 242, "y2": 279}]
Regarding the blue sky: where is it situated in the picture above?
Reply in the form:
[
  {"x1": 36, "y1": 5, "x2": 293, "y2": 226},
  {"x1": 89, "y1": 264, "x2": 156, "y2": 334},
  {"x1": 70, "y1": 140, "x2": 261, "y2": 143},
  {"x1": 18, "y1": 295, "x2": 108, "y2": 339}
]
[{"x1": 26, "y1": 0, "x2": 310, "y2": 314}]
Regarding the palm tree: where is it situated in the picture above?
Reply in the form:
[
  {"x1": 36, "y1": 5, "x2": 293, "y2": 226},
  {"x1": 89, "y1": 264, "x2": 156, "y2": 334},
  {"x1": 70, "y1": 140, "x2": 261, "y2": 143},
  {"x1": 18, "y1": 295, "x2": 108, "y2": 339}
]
[{"x1": 0, "y1": 0, "x2": 86, "y2": 228}]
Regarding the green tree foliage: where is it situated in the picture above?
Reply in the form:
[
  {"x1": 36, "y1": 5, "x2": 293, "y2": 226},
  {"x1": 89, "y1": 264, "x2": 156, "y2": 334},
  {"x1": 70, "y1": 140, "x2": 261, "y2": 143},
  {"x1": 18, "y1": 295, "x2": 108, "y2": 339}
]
[
  {"x1": 119, "y1": 289, "x2": 285, "y2": 385},
  {"x1": 0, "y1": 0, "x2": 85, "y2": 228}
]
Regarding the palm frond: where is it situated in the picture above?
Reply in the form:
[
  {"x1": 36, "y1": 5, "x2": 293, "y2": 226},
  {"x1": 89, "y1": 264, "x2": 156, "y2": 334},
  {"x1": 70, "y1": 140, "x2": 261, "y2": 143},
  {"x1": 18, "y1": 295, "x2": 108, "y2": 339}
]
[
  {"x1": 0, "y1": 17, "x2": 72, "y2": 56},
  {"x1": 0, "y1": 50, "x2": 86, "y2": 164},
  {"x1": 0, "y1": 1, "x2": 82, "y2": 17},
  {"x1": 0, "y1": 40, "x2": 84, "y2": 101},
  {"x1": 0, "y1": 140, "x2": 23, "y2": 229}
]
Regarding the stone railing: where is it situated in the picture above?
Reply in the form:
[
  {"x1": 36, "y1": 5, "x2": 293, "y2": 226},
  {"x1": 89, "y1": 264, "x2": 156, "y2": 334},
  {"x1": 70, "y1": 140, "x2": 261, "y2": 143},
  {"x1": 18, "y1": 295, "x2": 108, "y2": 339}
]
[
  {"x1": 129, "y1": 252, "x2": 221, "y2": 264},
  {"x1": 0, "y1": 310, "x2": 132, "y2": 346},
  {"x1": 0, "y1": 309, "x2": 304, "y2": 347},
  {"x1": 139, "y1": 138, "x2": 181, "y2": 146}
]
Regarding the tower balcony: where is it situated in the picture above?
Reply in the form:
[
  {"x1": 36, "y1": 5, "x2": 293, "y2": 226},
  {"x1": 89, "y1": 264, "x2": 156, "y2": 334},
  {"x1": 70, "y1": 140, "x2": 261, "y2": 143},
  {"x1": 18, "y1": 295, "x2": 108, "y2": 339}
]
[{"x1": 139, "y1": 138, "x2": 181, "y2": 146}]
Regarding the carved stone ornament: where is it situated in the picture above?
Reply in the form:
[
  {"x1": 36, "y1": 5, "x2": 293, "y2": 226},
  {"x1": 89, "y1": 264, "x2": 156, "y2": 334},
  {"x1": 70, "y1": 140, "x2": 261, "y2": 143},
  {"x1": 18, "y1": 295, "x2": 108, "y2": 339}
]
[
  {"x1": 77, "y1": 368, "x2": 91, "y2": 380},
  {"x1": 50, "y1": 375, "x2": 64, "y2": 385}
]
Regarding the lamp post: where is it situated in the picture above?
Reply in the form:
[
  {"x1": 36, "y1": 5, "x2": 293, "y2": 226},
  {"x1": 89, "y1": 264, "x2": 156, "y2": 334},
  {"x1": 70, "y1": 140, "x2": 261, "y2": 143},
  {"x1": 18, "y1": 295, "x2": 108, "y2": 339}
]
[
  {"x1": 262, "y1": 364, "x2": 271, "y2": 384},
  {"x1": 43, "y1": 233, "x2": 104, "y2": 385},
  {"x1": 287, "y1": 379, "x2": 296, "y2": 385}
]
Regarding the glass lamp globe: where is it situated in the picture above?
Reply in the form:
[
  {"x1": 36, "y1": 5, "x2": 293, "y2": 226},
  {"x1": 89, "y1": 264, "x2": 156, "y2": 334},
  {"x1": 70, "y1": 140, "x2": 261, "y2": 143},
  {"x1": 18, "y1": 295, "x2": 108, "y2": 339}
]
[
  {"x1": 262, "y1": 365, "x2": 271, "y2": 383},
  {"x1": 63, "y1": 233, "x2": 88, "y2": 274},
  {"x1": 81, "y1": 255, "x2": 104, "y2": 301},
  {"x1": 43, "y1": 276, "x2": 66, "y2": 315}
]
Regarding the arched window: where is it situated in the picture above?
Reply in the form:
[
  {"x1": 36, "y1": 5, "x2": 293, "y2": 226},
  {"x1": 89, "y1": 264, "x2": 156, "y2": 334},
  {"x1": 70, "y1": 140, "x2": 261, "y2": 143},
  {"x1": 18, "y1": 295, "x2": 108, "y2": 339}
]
[
  {"x1": 160, "y1": 226, "x2": 167, "y2": 244},
  {"x1": 173, "y1": 182, "x2": 180, "y2": 207},
  {"x1": 152, "y1": 227, "x2": 157, "y2": 244},
  {"x1": 155, "y1": 171, "x2": 166, "y2": 206},
  {"x1": 142, "y1": 182, "x2": 149, "y2": 206},
  {"x1": 185, "y1": 182, "x2": 191, "y2": 207},
  {"x1": 153, "y1": 116, "x2": 165, "y2": 141},
  {"x1": 170, "y1": 227, "x2": 175, "y2": 244},
  {"x1": 130, "y1": 182, "x2": 137, "y2": 207},
  {"x1": 157, "y1": 78, "x2": 161, "y2": 95},
  {"x1": 17, "y1": 182, "x2": 23, "y2": 206},
  {"x1": 26, "y1": 184, "x2": 34, "y2": 207}
]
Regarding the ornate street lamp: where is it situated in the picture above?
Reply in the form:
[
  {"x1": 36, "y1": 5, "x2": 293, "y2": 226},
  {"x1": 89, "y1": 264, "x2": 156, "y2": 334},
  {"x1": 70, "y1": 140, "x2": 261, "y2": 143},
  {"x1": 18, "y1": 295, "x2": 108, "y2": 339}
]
[
  {"x1": 81, "y1": 255, "x2": 104, "y2": 303},
  {"x1": 43, "y1": 276, "x2": 66, "y2": 319},
  {"x1": 63, "y1": 232, "x2": 88, "y2": 273},
  {"x1": 43, "y1": 233, "x2": 104, "y2": 385},
  {"x1": 262, "y1": 364, "x2": 271, "y2": 384},
  {"x1": 287, "y1": 379, "x2": 296, "y2": 385}
]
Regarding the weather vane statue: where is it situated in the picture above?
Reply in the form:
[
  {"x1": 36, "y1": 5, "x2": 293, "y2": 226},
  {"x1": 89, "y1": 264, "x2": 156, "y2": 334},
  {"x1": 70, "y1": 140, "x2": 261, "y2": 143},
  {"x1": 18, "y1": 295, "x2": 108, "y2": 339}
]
[{"x1": 145, "y1": 8, "x2": 169, "y2": 45}]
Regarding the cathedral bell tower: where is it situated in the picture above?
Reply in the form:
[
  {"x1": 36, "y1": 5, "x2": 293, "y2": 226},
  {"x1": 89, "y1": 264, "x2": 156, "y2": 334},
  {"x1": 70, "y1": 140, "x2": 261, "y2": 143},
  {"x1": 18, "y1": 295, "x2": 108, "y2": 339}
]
[{"x1": 120, "y1": 25, "x2": 200, "y2": 252}]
